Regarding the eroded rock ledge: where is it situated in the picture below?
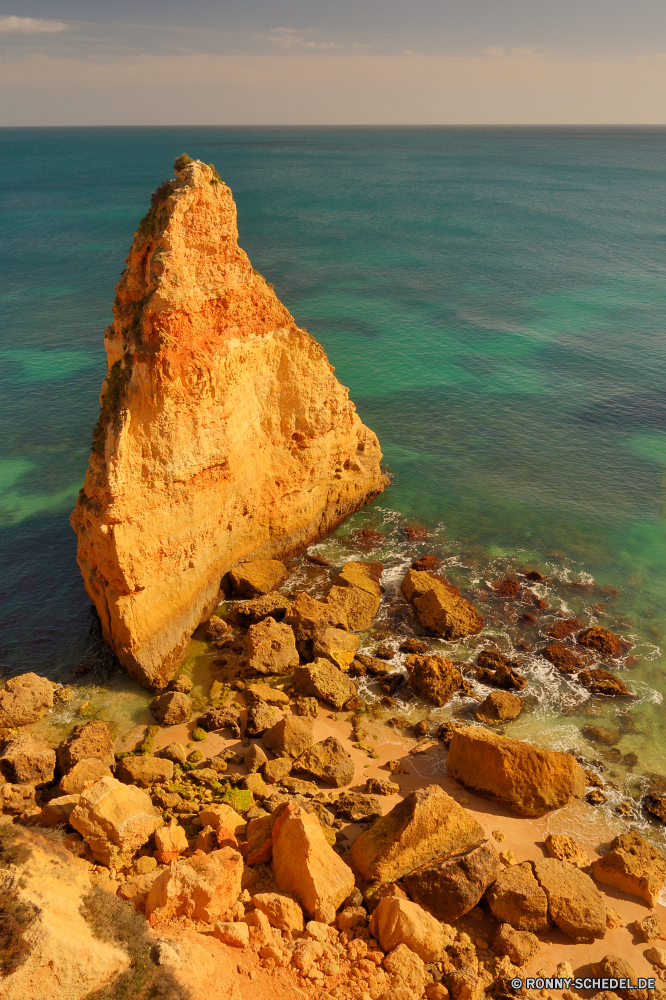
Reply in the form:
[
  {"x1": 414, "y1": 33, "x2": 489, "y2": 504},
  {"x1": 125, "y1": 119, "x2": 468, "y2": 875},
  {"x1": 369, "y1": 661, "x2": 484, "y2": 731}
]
[{"x1": 71, "y1": 158, "x2": 388, "y2": 689}]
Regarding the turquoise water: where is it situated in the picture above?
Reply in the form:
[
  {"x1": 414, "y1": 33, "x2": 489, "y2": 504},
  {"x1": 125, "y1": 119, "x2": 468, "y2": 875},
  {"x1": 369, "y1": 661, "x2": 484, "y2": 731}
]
[{"x1": 2, "y1": 127, "x2": 666, "y2": 824}]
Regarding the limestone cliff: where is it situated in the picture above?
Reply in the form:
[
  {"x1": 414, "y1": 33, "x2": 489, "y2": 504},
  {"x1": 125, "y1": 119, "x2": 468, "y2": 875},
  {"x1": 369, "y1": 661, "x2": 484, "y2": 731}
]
[{"x1": 71, "y1": 159, "x2": 388, "y2": 689}]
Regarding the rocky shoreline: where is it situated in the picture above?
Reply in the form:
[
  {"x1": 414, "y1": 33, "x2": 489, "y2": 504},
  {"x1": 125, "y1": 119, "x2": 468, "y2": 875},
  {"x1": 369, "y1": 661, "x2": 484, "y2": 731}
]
[{"x1": 1, "y1": 549, "x2": 666, "y2": 1000}]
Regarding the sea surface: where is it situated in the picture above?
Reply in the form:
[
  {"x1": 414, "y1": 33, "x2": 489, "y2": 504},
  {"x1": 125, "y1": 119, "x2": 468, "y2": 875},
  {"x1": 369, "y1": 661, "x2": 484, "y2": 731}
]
[{"x1": 2, "y1": 126, "x2": 666, "y2": 842}]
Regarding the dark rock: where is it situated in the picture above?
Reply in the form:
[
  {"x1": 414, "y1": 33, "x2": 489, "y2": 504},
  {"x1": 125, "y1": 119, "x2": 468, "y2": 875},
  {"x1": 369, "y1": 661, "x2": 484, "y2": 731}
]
[
  {"x1": 354, "y1": 654, "x2": 394, "y2": 676},
  {"x1": 578, "y1": 626, "x2": 632, "y2": 658},
  {"x1": 405, "y1": 654, "x2": 463, "y2": 706},
  {"x1": 334, "y1": 791, "x2": 383, "y2": 821},
  {"x1": 232, "y1": 592, "x2": 290, "y2": 624},
  {"x1": 197, "y1": 706, "x2": 241, "y2": 737},
  {"x1": 405, "y1": 839, "x2": 502, "y2": 921},
  {"x1": 405, "y1": 525, "x2": 429, "y2": 542},
  {"x1": 578, "y1": 668, "x2": 633, "y2": 697},
  {"x1": 491, "y1": 578, "x2": 521, "y2": 598},
  {"x1": 399, "y1": 638, "x2": 429, "y2": 654},
  {"x1": 374, "y1": 644, "x2": 394, "y2": 660},
  {"x1": 475, "y1": 649, "x2": 526, "y2": 691},
  {"x1": 245, "y1": 701, "x2": 276, "y2": 737},
  {"x1": 545, "y1": 619, "x2": 581, "y2": 640},
  {"x1": 583, "y1": 724, "x2": 619, "y2": 745},
  {"x1": 411, "y1": 555, "x2": 441, "y2": 573},
  {"x1": 167, "y1": 674, "x2": 193, "y2": 693},
  {"x1": 436, "y1": 720, "x2": 468, "y2": 747},
  {"x1": 540, "y1": 642, "x2": 585, "y2": 673}
]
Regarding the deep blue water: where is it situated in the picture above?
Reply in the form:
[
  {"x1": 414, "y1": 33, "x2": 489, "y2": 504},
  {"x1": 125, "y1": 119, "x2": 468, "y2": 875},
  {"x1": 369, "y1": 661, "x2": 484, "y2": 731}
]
[{"x1": 1, "y1": 127, "x2": 666, "y2": 790}]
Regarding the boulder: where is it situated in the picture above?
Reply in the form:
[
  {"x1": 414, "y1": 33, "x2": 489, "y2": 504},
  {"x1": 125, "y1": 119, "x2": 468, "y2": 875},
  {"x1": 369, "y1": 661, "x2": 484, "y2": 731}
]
[
  {"x1": 245, "y1": 617, "x2": 299, "y2": 675},
  {"x1": 579, "y1": 669, "x2": 633, "y2": 697},
  {"x1": 492, "y1": 923, "x2": 539, "y2": 966},
  {"x1": 150, "y1": 691, "x2": 192, "y2": 725},
  {"x1": 486, "y1": 861, "x2": 551, "y2": 932},
  {"x1": 69, "y1": 775, "x2": 163, "y2": 865},
  {"x1": 532, "y1": 858, "x2": 606, "y2": 940},
  {"x1": 293, "y1": 695, "x2": 319, "y2": 717},
  {"x1": 325, "y1": 584, "x2": 380, "y2": 630},
  {"x1": 213, "y1": 921, "x2": 250, "y2": 948},
  {"x1": 404, "y1": 840, "x2": 502, "y2": 921},
  {"x1": 263, "y1": 756, "x2": 292, "y2": 784},
  {"x1": 228, "y1": 559, "x2": 290, "y2": 597},
  {"x1": 56, "y1": 721, "x2": 114, "y2": 774},
  {"x1": 155, "y1": 819, "x2": 189, "y2": 862},
  {"x1": 370, "y1": 896, "x2": 449, "y2": 962},
  {"x1": 446, "y1": 728, "x2": 586, "y2": 817},
  {"x1": 0, "y1": 671, "x2": 54, "y2": 727},
  {"x1": 367, "y1": 776, "x2": 400, "y2": 796},
  {"x1": 350, "y1": 784, "x2": 485, "y2": 884},
  {"x1": 197, "y1": 706, "x2": 241, "y2": 737},
  {"x1": 271, "y1": 802, "x2": 355, "y2": 922},
  {"x1": 245, "y1": 683, "x2": 290, "y2": 706},
  {"x1": 401, "y1": 569, "x2": 483, "y2": 639},
  {"x1": 1, "y1": 782, "x2": 36, "y2": 814},
  {"x1": 591, "y1": 830, "x2": 666, "y2": 907},
  {"x1": 244, "y1": 772, "x2": 266, "y2": 797},
  {"x1": 333, "y1": 560, "x2": 383, "y2": 598},
  {"x1": 253, "y1": 891, "x2": 304, "y2": 932},
  {"x1": 404, "y1": 655, "x2": 463, "y2": 706},
  {"x1": 156, "y1": 742, "x2": 188, "y2": 765},
  {"x1": 589, "y1": 956, "x2": 647, "y2": 1000},
  {"x1": 263, "y1": 714, "x2": 314, "y2": 759},
  {"x1": 204, "y1": 616, "x2": 231, "y2": 642},
  {"x1": 578, "y1": 626, "x2": 632, "y2": 658},
  {"x1": 540, "y1": 642, "x2": 584, "y2": 673},
  {"x1": 312, "y1": 627, "x2": 361, "y2": 670},
  {"x1": 354, "y1": 653, "x2": 395, "y2": 676},
  {"x1": 59, "y1": 758, "x2": 113, "y2": 794},
  {"x1": 116, "y1": 755, "x2": 174, "y2": 788},
  {"x1": 475, "y1": 649, "x2": 527, "y2": 690},
  {"x1": 284, "y1": 592, "x2": 348, "y2": 645},
  {"x1": 245, "y1": 700, "x2": 276, "y2": 737},
  {"x1": 243, "y1": 814, "x2": 273, "y2": 864},
  {"x1": 474, "y1": 690, "x2": 523, "y2": 724},
  {"x1": 634, "y1": 913, "x2": 665, "y2": 942},
  {"x1": 168, "y1": 674, "x2": 194, "y2": 693},
  {"x1": 0, "y1": 734, "x2": 56, "y2": 785},
  {"x1": 145, "y1": 846, "x2": 243, "y2": 924},
  {"x1": 233, "y1": 592, "x2": 290, "y2": 624},
  {"x1": 198, "y1": 803, "x2": 246, "y2": 836},
  {"x1": 335, "y1": 792, "x2": 383, "y2": 821},
  {"x1": 39, "y1": 793, "x2": 80, "y2": 826},
  {"x1": 294, "y1": 736, "x2": 355, "y2": 787},
  {"x1": 293, "y1": 659, "x2": 357, "y2": 711},
  {"x1": 545, "y1": 833, "x2": 590, "y2": 869},
  {"x1": 384, "y1": 943, "x2": 428, "y2": 996},
  {"x1": 245, "y1": 743, "x2": 268, "y2": 773}
]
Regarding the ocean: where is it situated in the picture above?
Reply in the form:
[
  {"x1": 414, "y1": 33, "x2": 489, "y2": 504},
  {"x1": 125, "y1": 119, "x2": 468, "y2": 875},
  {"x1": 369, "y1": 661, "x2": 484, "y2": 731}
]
[{"x1": 2, "y1": 126, "x2": 666, "y2": 840}]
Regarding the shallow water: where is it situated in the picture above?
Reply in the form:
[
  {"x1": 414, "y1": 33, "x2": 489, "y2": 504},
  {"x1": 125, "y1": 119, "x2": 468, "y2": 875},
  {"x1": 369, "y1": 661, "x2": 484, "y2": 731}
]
[{"x1": 2, "y1": 126, "x2": 666, "y2": 844}]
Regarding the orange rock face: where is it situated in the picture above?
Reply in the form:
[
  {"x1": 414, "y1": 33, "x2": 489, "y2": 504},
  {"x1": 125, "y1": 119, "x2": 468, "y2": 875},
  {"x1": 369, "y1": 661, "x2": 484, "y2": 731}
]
[{"x1": 71, "y1": 159, "x2": 388, "y2": 688}]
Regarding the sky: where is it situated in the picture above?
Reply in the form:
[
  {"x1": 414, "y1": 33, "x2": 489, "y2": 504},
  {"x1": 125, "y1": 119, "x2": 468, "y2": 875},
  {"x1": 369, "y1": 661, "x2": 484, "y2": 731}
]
[{"x1": 2, "y1": 0, "x2": 666, "y2": 124}]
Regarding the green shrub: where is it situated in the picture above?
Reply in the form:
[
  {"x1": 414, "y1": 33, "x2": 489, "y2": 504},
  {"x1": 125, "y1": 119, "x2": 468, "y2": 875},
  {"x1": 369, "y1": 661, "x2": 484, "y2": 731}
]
[
  {"x1": 173, "y1": 153, "x2": 192, "y2": 172},
  {"x1": 91, "y1": 353, "x2": 133, "y2": 455},
  {"x1": 208, "y1": 163, "x2": 221, "y2": 183}
]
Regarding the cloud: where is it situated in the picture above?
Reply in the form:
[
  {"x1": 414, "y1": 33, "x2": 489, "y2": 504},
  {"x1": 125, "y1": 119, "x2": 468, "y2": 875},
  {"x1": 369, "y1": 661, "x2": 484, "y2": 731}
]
[
  {"x1": 269, "y1": 27, "x2": 342, "y2": 50},
  {"x1": 484, "y1": 45, "x2": 550, "y2": 59},
  {"x1": 0, "y1": 14, "x2": 67, "y2": 33}
]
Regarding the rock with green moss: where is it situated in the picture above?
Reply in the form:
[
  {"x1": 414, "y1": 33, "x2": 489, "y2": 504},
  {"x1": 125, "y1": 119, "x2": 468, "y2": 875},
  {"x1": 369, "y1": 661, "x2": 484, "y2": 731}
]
[
  {"x1": 220, "y1": 787, "x2": 254, "y2": 813},
  {"x1": 138, "y1": 726, "x2": 160, "y2": 756},
  {"x1": 191, "y1": 727, "x2": 207, "y2": 742}
]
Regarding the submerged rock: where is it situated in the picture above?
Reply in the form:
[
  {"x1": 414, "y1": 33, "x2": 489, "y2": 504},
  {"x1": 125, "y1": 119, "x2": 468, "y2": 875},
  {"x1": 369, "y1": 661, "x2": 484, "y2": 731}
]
[
  {"x1": 475, "y1": 649, "x2": 526, "y2": 690},
  {"x1": 540, "y1": 642, "x2": 585, "y2": 673},
  {"x1": 70, "y1": 159, "x2": 387, "y2": 690},
  {"x1": 578, "y1": 668, "x2": 633, "y2": 697},
  {"x1": 578, "y1": 626, "x2": 632, "y2": 658},
  {"x1": 446, "y1": 728, "x2": 586, "y2": 816}
]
